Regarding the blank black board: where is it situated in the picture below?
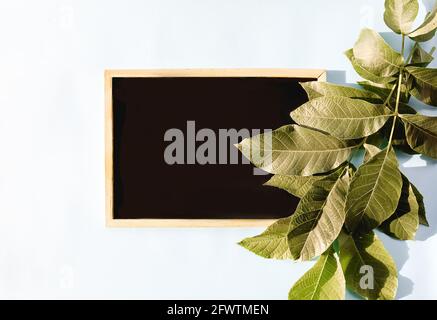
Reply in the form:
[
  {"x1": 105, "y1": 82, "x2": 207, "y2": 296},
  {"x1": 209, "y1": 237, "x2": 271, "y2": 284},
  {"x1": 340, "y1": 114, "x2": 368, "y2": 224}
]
[{"x1": 107, "y1": 71, "x2": 322, "y2": 225}]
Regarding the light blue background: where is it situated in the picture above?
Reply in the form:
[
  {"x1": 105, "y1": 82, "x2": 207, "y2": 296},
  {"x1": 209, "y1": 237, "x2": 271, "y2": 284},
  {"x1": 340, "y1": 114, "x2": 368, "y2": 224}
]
[{"x1": 0, "y1": 0, "x2": 436, "y2": 299}]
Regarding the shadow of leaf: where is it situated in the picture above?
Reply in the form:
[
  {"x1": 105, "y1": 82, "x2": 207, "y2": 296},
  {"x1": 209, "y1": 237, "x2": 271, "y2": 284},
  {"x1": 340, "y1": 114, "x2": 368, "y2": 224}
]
[
  {"x1": 326, "y1": 70, "x2": 346, "y2": 84},
  {"x1": 397, "y1": 274, "x2": 414, "y2": 299}
]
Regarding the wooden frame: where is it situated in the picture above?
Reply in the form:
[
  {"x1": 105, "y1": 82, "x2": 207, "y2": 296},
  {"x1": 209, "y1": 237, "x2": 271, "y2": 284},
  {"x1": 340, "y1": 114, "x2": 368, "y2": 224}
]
[{"x1": 105, "y1": 69, "x2": 326, "y2": 228}]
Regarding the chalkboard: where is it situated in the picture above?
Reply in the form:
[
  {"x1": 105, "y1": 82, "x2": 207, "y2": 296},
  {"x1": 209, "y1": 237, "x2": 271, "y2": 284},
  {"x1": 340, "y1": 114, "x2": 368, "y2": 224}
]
[{"x1": 105, "y1": 69, "x2": 326, "y2": 227}]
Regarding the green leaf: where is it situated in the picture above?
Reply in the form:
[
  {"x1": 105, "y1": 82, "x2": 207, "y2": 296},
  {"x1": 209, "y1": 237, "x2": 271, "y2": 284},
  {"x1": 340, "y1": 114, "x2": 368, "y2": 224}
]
[
  {"x1": 380, "y1": 175, "x2": 419, "y2": 240},
  {"x1": 358, "y1": 81, "x2": 393, "y2": 100},
  {"x1": 363, "y1": 132, "x2": 386, "y2": 161},
  {"x1": 346, "y1": 49, "x2": 396, "y2": 84},
  {"x1": 264, "y1": 175, "x2": 323, "y2": 198},
  {"x1": 381, "y1": 105, "x2": 417, "y2": 153},
  {"x1": 236, "y1": 125, "x2": 358, "y2": 176},
  {"x1": 386, "y1": 120, "x2": 410, "y2": 148},
  {"x1": 406, "y1": 66, "x2": 437, "y2": 107},
  {"x1": 363, "y1": 143, "x2": 424, "y2": 230},
  {"x1": 410, "y1": 44, "x2": 435, "y2": 67},
  {"x1": 264, "y1": 166, "x2": 346, "y2": 197},
  {"x1": 345, "y1": 148, "x2": 402, "y2": 233},
  {"x1": 363, "y1": 143, "x2": 382, "y2": 162},
  {"x1": 408, "y1": 6, "x2": 437, "y2": 42},
  {"x1": 339, "y1": 231, "x2": 398, "y2": 300},
  {"x1": 411, "y1": 183, "x2": 428, "y2": 226},
  {"x1": 400, "y1": 114, "x2": 437, "y2": 158},
  {"x1": 358, "y1": 80, "x2": 410, "y2": 103},
  {"x1": 300, "y1": 81, "x2": 381, "y2": 102},
  {"x1": 347, "y1": 164, "x2": 357, "y2": 178},
  {"x1": 290, "y1": 96, "x2": 393, "y2": 139},
  {"x1": 288, "y1": 247, "x2": 345, "y2": 300},
  {"x1": 288, "y1": 172, "x2": 349, "y2": 261},
  {"x1": 364, "y1": 142, "x2": 427, "y2": 230},
  {"x1": 238, "y1": 216, "x2": 292, "y2": 259},
  {"x1": 352, "y1": 29, "x2": 404, "y2": 80},
  {"x1": 384, "y1": 0, "x2": 419, "y2": 34}
]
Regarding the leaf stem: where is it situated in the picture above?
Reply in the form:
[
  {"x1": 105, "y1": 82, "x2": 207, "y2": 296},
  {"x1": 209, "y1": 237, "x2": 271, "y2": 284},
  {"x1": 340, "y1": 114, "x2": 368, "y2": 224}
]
[
  {"x1": 406, "y1": 42, "x2": 417, "y2": 64},
  {"x1": 386, "y1": 35, "x2": 406, "y2": 154},
  {"x1": 382, "y1": 83, "x2": 398, "y2": 108},
  {"x1": 387, "y1": 69, "x2": 403, "y2": 153},
  {"x1": 401, "y1": 35, "x2": 405, "y2": 59}
]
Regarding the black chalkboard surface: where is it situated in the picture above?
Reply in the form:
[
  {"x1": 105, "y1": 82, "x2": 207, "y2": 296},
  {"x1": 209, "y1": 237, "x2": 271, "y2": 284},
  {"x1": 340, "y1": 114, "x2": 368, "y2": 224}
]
[{"x1": 105, "y1": 70, "x2": 326, "y2": 227}]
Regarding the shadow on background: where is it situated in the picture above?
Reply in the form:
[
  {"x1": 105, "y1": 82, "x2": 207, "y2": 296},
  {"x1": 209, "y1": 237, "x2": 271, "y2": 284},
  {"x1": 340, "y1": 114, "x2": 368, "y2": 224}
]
[
  {"x1": 326, "y1": 70, "x2": 346, "y2": 84},
  {"x1": 380, "y1": 235, "x2": 413, "y2": 298},
  {"x1": 400, "y1": 159, "x2": 437, "y2": 242}
]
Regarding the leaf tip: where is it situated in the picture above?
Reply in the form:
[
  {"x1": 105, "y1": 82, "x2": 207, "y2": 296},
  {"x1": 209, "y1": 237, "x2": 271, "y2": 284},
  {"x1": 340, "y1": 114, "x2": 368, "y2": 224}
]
[
  {"x1": 237, "y1": 239, "x2": 249, "y2": 250},
  {"x1": 263, "y1": 179, "x2": 272, "y2": 187}
]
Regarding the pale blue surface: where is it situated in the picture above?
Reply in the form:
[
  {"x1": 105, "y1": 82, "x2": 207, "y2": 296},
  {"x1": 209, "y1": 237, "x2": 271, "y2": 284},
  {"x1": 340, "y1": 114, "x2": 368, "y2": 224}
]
[{"x1": 0, "y1": 0, "x2": 436, "y2": 299}]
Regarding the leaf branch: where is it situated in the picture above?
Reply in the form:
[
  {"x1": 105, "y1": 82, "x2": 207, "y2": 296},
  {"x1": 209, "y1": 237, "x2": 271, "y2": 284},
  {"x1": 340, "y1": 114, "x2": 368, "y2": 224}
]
[
  {"x1": 387, "y1": 35, "x2": 407, "y2": 153},
  {"x1": 237, "y1": 0, "x2": 436, "y2": 301}
]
